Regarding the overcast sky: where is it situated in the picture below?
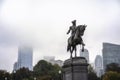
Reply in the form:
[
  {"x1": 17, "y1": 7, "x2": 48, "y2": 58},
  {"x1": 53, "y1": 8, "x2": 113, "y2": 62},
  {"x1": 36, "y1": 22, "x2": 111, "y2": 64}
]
[{"x1": 0, "y1": 0, "x2": 120, "y2": 72}]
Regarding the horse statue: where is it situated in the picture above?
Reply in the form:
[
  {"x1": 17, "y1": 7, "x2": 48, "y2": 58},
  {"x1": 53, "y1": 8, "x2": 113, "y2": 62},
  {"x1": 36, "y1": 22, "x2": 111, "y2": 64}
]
[{"x1": 67, "y1": 24, "x2": 87, "y2": 58}]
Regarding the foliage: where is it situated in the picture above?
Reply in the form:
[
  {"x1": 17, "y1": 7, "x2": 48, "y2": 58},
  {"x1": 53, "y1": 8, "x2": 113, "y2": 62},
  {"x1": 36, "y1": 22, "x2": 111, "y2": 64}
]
[
  {"x1": 0, "y1": 70, "x2": 11, "y2": 80},
  {"x1": 33, "y1": 60, "x2": 52, "y2": 76},
  {"x1": 88, "y1": 64, "x2": 100, "y2": 80},
  {"x1": 106, "y1": 63, "x2": 120, "y2": 73},
  {"x1": 102, "y1": 63, "x2": 120, "y2": 80},
  {"x1": 33, "y1": 60, "x2": 62, "y2": 80},
  {"x1": 88, "y1": 72, "x2": 100, "y2": 80},
  {"x1": 103, "y1": 71, "x2": 120, "y2": 80},
  {"x1": 88, "y1": 64, "x2": 95, "y2": 73},
  {"x1": 0, "y1": 60, "x2": 62, "y2": 80},
  {"x1": 13, "y1": 67, "x2": 33, "y2": 80}
]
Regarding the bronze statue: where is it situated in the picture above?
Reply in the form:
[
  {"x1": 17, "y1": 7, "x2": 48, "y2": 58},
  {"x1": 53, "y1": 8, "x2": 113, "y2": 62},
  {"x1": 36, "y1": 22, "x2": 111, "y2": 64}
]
[
  {"x1": 67, "y1": 20, "x2": 87, "y2": 58},
  {"x1": 67, "y1": 20, "x2": 76, "y2": 41}
]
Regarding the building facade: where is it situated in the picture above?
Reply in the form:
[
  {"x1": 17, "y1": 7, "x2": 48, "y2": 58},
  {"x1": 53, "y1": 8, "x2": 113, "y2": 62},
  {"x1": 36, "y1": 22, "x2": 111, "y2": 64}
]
[
  {"x1": 13, "y1": 46, "x2": 33, "y2": 71},
  {"x1": 80, "y1": 49, "x2": 89, "y2": 63},
  {"x1": 13, "y1": 62, "x2": 19, "y2": 71},
  {"x1": 102, "y1": 43, "x2": 120, "y2": 71}
]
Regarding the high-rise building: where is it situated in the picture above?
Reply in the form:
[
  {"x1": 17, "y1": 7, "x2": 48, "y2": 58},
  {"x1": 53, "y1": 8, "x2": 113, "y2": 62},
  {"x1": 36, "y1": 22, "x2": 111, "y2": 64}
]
[
  {"x1": 13, "y1": 46, "x2": 33, "y2": 71},
  {"x1": 95, "y1": 55, "x2": 103, "y2": 77},
  {"x1": 13, "y1": 62, "x2": 19, "y2": 71},
  {"x1": 80, "y1": 49, "x2": 89, "y2": 63},
  {"x1": 102, "y1": 43, "x2": 120, "y2": 71}
]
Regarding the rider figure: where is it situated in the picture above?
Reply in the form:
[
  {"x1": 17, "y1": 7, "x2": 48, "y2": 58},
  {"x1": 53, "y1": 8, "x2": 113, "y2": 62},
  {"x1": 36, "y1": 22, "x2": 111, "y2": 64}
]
[{"x1": 67, "y1": 20, "x2": 76, "y2": 41}]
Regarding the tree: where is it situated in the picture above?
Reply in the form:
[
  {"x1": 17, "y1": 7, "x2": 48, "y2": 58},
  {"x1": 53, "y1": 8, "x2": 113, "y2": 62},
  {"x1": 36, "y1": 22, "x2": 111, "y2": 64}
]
[
  {"x1": 0, "y1": 70, "x2": 11, "y2": 80},
  {"x1": 13, "y1": 67, "x2": 33, "y2": 80},
  {"x1": 33, "y1": 60, "x2": 62, "y2": 80},
  {"x1": 102, "y1": 63, "x2": 120, "y2": 80},
  {"x1": 88, "y1": 64, "x2": 100, "y2": 80},
  {"x1": 106, "y1": 63, "x2": 120, "y2": 73},
  {"x1": 50, "y1": 64, "x2": 62, "y2": 80},
  {"x1": 103, "y1": 71, "x2": 120, "y2": 80},
  {"x1": 34, "y1": 60, "x2": 52, "y2": 76}
]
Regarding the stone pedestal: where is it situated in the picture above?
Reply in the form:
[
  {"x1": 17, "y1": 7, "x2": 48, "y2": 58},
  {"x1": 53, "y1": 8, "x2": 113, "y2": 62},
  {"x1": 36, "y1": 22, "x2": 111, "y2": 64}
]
[{"x1": 62, "y1": 57, "x2": 88, "y2": 80}]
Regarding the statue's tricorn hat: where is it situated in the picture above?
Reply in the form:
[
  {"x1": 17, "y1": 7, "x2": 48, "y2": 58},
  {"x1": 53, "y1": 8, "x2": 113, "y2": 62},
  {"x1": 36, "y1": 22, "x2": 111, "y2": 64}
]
[{"x1": 72, "y1": 20, "x2": 76, "y2": 24}]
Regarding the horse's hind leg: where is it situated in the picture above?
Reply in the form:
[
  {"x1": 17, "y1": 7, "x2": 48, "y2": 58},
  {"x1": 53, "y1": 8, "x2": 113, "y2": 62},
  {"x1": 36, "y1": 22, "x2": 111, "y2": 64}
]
[
  {"x1": 70, "y1": 48, "x2": 72, "y2": 58},
  {"x1": 70, "y1": 53, "x2": 72, "y2": 58},
  {"x1": 73, "y1": 46, "x2": 77, "y2": 57},
  {"x1": 75, "y1": 46, "x2": 77, "y2": 57}
]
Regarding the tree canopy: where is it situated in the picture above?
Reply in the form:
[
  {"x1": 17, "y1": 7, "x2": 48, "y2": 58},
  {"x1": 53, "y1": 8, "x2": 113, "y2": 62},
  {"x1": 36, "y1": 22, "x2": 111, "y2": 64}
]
[
  {"x1": 13, "y1": 67, "x2": 33, "y2": 80},
  {"x1": 88, "y1": 64, "x2": 100, "y2": 80},
  {"x1": 33, "y1": 60, "x2": 62, "y2": 80},
  {"x1": 106, "y1": 63, "x2": 120, "y2": 73},
  {"x1": 103, "y1": 71, "x2": 120, "y2": 80},
  {"x1": 102, "y1": 63, "x2": 120, "y2": 80},
  {"x1": 0, "y1": 70, "x2": 11, "y2": 80}
]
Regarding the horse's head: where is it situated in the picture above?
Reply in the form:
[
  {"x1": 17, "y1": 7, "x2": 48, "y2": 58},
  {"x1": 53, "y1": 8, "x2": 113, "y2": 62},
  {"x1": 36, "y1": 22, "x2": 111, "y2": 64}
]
[
  {"x1": 81, "y1": 24, "x2": 87, "y2": 31},
  {"x1": 77, "y1": 24, "x2": 87, "y2": 36}
]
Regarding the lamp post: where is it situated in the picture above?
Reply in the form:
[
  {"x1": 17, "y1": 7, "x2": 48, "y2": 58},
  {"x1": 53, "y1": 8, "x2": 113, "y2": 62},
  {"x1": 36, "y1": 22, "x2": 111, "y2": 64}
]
[
  {"x1": 5, "y1": 77, "x2": 7, "y2": 80},
  {"x1": 13, "y1": 70, "x2": 16, "y2": 80},
  {"x1": 59, "y1": 70, "x2": 62, "y2": 80},
  {"x1": 34, "y1": 77, "x2": 36, "y2": 80}
]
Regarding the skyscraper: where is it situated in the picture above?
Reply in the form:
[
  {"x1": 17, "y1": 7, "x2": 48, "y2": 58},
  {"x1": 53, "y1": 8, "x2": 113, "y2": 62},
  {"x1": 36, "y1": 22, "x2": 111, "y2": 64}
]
[
  {"x1": 102, "y1": 43, "x2": 120, "y2": 71},
  {"x1": 80, "y1": 49, "x2": 89, "y2": 63},
  {"x1": 13, "y1": 62, "x2": 19, "y2": 71},
  {"x1": 13, "y1": 46, "x2": 33, "y2": 71},
  {"x1": 95, "y1": 55, "x2": 103, "y2": 77}
]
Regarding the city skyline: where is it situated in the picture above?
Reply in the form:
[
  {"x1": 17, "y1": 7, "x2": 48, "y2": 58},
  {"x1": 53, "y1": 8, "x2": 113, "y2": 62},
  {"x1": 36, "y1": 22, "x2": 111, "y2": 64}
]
[{"x1": 0, "y1": 0, "x2": 120, "y2": 72}]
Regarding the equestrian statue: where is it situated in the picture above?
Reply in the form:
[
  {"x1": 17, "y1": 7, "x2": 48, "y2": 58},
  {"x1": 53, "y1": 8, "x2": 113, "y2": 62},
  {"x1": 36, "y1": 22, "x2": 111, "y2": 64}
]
[{"x1": 67, "y1": 20, "x2": 87, "y2": 58}]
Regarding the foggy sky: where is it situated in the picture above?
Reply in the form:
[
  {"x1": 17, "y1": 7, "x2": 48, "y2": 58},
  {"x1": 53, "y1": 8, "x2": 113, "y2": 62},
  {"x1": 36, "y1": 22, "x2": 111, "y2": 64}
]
[{"x1": 0, "y1": 0, "x2": 120, "y2": 72}]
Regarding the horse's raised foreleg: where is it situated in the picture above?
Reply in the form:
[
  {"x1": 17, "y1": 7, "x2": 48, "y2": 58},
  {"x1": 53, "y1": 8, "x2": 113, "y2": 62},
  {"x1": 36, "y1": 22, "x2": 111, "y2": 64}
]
[
  {"x1": 81, "y1": 40, "x2": 85, "y2": 52},
  {"x1": 81, "y1": 43, "x2": 85, "y2": 52},
  {"x1": 82, "y1": 45, "x2": 84, "y2": 52},
  {"x1": 71, "y1": 53, "x2": 72, "y2": 58}
]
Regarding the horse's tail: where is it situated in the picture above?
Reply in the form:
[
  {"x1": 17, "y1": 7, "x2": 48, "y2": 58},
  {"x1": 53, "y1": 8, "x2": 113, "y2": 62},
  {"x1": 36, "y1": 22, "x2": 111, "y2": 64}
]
[
  {"x1": 67, "y1": 37, "x2": 71, "y2": 52},
  {"x1": 67, "y1": 45, "x2": 70, "y2": 52}
]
